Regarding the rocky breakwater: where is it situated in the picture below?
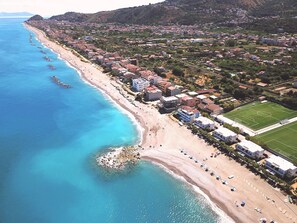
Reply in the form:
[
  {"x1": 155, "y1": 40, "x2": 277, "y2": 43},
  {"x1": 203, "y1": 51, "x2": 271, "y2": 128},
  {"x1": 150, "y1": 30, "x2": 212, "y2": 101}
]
[{"x1": 96, "y1": 146, "x2": 140, "y2": 171}]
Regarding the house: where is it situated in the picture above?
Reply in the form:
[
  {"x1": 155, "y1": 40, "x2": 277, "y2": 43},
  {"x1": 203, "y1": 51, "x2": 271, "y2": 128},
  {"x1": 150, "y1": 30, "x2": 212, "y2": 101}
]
[
  {"x1": 205, "y1": 103, "x2": 223, "y2": 115},
  {"x1": 139, "y1": 70, "x2": 161, "y2": 84},
  {"x1": 96, "y1": 55, "x2": 104, "y2": 64},
  {"x1": 111, "y1": 64, "x2": 127, "y2": 76},
  {"x1": 209, "y1": 95, "x2": 218, "y2": 101},
  {"x1": 144, "y1": 86, "x2": 162, "y2": 101},
  {"x1": 213, "y1": 127, "x2": 238, "y2": 143},
  {"x1": 176, "y1": 93, "x2": 187, "y2": 103},
  {"x1": 157, "y1": 81, "x2": 172, "y2": 94},
  {"x1": 126, "y1": 64, "x2": 141, "y2": 73},
  {"x1": 180, "y1": 95, "x2": 197, "y2": 107},
  {"x1": 132, "y1": 78, "x2": 150, "y2": 92},
  {"x1": 120, "y1": 72, "x2": 137, "y2": 83},
  {"x1": 265, "y1": 155, "x2": 297, "y2": 178},
  {"x1": 236, "y1": 140, "x2": 264, "y2": 160},
  {"x1": 197, "y1": 95, "x2": 207, "y2": 102},
  {"x1": 177, "y1": 106, "x2": 200, "y2": 123},
  {"x1": 202, "y1": 98, "x2": 214, "y2": 105},
  {"x1": 146, "y1": 75, "x2": 162, "y2": 85},
  {"x1": 197, "y1": 89, "x2": 216, "y2": 95},
  {"x1": 194, "y1": 116, "x2": 215, "y2": 130},
  {"x1": 158, "y1": 96, "x2": 179, "y2": 113},
  {"x1": 166, "y1": 85, "x2": 181, "y2": 96},
  {"x1": 187, "y1": 91, "x2": 198, "y2": 97},
  {"x1": 120, "y1": 59, "x2": 130, "y2": 66}
]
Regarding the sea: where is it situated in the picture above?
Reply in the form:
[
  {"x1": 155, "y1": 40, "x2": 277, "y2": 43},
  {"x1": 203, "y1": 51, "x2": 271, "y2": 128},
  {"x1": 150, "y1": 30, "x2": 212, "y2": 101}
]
[{"x1": 0, "y1": 18, "x2": 224, "y2": 223}]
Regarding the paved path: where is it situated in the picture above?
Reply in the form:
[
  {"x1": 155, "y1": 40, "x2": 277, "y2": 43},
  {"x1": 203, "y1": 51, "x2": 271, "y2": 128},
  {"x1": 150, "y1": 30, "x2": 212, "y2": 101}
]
[{"x1": 255, "y1": 116, "x2": 297, "y2": 135}]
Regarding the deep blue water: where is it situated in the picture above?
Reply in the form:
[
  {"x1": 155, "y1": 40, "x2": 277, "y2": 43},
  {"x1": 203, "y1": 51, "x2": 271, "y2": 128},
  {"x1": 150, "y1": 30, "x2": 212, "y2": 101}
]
[{"x1": 0, "y1": 18, "x2": 219, "y2": 223}]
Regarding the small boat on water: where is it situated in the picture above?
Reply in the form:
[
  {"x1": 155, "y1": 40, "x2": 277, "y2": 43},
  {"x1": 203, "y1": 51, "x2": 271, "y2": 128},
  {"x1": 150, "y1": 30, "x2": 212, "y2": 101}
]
[
  {"x1": 51, "y1": 76, "x2": 71, "y2": 89},
  {"x1": 43, "y1": 56, "x2": 51, "y2": 62},
  {"x1": 48, "y1": 65, "x2": 56, "y2": 70},
  {"x1": 29, "y1": 34, "x2": 33, "y2": 43}
]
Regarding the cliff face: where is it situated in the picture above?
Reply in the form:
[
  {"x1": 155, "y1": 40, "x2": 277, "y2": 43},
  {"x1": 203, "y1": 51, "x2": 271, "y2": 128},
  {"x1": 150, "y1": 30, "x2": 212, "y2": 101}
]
[{"x1": 47, "y1": 0, "x2": 297, "y2": 32}]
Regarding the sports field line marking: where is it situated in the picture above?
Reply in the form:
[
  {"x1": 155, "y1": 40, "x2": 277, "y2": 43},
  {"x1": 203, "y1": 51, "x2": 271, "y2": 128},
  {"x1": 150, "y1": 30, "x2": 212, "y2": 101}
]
[
  {"x1": 287, "y1": 126, "x2": 297, "y2": 134},
  {"x1": 263, "y1": 139, "x2": 297, "y2": 161},
  {"x1": 273, "y1": 139, "x2": 296, "y2": 152},
  {"x1": 266, "y1": 140, "x2": 296, "y2": 162}
]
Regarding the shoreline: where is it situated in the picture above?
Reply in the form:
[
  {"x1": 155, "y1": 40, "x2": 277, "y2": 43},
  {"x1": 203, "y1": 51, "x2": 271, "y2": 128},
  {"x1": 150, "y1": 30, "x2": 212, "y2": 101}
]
[
  {"x1": 143, "y1": 156, "x2": 236, "y2": 223},
  {"x1": 25, "y1": 23, "x2": 297, "y2": 223},
  {"x1": 31, "y1": 24, "x2": 146, "y2": 147}
]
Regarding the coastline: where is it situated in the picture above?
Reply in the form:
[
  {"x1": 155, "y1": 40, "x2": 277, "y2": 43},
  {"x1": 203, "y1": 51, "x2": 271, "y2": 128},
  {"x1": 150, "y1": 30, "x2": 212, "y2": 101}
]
[{"x1": 25, "y1": 23, "x2": 297, "y2": 223}]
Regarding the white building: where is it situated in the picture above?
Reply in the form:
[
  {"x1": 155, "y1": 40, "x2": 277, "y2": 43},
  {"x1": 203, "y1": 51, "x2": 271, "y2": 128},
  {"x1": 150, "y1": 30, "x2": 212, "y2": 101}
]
[
  {"x1": 132, "y1": 78, "x2": 150, "y2": 92},
  {"x1": 265, "y1": 155, "x2": 297, "y2": 178},
  {"x1": 177, "y1": 106, "x2": 200, "y2": 123},
  {"x1": 213, "y1": 127, "x2": 237, "y2": 143},
  {"x1": 194, "y1": 116, "x2": 215, "y2": 130},
  {"x1": 197, "y1": 95, "x2": 207, "y2": 101},
  {"x1": 236, "y1": 140, "x2": 264, "y2": 159}
]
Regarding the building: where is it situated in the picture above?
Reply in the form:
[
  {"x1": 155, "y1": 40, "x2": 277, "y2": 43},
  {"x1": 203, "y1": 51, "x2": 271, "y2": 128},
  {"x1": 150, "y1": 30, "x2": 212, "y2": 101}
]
[
  {"x1": 139, "y1": 70, "x2": 161, "y2": 84},
  {"x1": 213, "y1": 127, "x2": 238, "y2": 143},
  {"x1": 166, "y1": 85, "x2": 181, "y2": 96},
  {"x1": 176, "y1": 93, "x2": 188, "y2": 103},
  {"x1": 157, "y1": 81, "x2": 172, "y2": 94},
  {"x1": 187, "y1": 91, "x2": 198, "y2": 97},
  {"x1": 132, "y1": 78, "x2": 150, "y2": 92},
  {"x1": 126, "y1": 64, "x2": 141, "y2": 73},
  {"x1": 120, "y1": 72, "x2": 137, "y2": 83},
  {"x1": 144, "y1": 86, "x2": 162, "y2": 101},
  {"x1": 181, "y1": 95, "x2": 197, "y2": 107},
  {"x1": 158, "y1": 96, "x2": 179, "y2": 113},
  {"x1": 265, "y1": 155, "x2": 297, "y2": 178},
  {"x1": 209, "y1": 95, "x2": 218, "y2": 101},
  {"x1": 197, "y1": 95, "x2": 207, "y2": 102},
  {"x1": 236, "y1": 140, "x2": 264, "y2": 160},
  {"x1": 197, "y1": 89, "x2": 216, "y2": 95},
  {"x1": 205, "y1": 103, "x2": 223, "y2": 115},
  {"x1": 177, "y1": 106, "x2": 200, "y2": 123},
  {"x1": 202, "y1": 98, "x2": 214, "y2": 105},
  {"x1": 194, "y1": 116, "x2": 215, "y2": 130}
]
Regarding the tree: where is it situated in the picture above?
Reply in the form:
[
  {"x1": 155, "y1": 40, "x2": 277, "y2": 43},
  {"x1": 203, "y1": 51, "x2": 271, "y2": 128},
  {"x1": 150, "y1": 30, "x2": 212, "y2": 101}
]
[
  {"x1": 225, "y1": 39, "x2": 237, "y2": 47},
  {"x1": 172, "y1": 66, "x2": 184, "y2": 77},
  {"x1": 281, "y1": 73, "x2": 290, "y2": 80},
  {"x1": 233, "y1": 89, "x2": 247, "y2": 99}
]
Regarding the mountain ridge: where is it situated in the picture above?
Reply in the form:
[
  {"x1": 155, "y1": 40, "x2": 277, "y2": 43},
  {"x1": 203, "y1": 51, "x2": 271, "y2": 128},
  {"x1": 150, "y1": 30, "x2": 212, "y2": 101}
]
[{"x1": 45, "y1": 0, "x2": 297, "y2": 32}]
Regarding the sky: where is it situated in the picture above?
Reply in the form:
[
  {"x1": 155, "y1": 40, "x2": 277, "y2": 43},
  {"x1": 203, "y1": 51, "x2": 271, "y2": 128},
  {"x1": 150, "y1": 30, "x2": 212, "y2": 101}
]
[{"x1": 0, "y1": 0, "x2": 164, "y2": 17}]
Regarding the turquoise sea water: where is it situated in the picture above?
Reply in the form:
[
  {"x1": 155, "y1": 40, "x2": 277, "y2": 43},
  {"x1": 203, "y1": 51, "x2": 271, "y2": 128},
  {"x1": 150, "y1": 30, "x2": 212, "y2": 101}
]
[{"x1": 0, "y1": 18, "x2": 220, "y2": 223}]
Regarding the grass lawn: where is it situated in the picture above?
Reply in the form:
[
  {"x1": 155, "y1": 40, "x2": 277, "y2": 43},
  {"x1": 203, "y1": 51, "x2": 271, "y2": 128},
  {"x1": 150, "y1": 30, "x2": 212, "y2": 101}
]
[
  {"x1": 254, "y1": 121, "x2": 297, "y2": 164},
  {"x1": 224, "y1": 101, "x2": 297, "y2": 130}
]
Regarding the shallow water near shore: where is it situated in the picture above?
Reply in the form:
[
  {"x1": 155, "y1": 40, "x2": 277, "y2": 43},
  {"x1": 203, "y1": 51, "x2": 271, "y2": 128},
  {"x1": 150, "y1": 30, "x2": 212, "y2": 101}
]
[{"x1": 0, "y1": 18, "x2": 220, "y2": 223}]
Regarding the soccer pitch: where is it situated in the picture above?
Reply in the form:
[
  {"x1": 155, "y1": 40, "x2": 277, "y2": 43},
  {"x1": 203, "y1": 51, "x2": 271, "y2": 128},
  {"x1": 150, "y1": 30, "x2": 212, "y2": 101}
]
[
  {"x1": 254, "y1": 121, "x2": 297, "y2": 164},
  {"x1": 224, "y1": 102, "x2": 297, "y2": 130}
]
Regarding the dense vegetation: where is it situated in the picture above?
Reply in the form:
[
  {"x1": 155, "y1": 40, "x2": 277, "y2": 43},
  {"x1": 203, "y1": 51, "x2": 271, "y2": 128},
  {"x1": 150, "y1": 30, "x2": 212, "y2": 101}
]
[{"x1": 49, "y1": 0, "x2": 297, "y2": 33}]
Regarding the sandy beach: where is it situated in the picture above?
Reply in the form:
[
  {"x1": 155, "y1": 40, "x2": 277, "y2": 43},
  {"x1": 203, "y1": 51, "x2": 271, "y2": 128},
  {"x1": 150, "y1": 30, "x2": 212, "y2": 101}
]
[{"x1": 26, "y1": 23, "x2": 297, "y2": 223}]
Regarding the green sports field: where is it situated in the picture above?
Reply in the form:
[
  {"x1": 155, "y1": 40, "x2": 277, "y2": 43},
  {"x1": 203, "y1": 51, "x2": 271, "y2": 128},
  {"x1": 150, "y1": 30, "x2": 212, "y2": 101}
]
[
  {"x1": 224, "y1": 102, "x2": 297, "y2": 130},
  {"x1": 254, "y1": 121, "x2": 297, "y2": 164}
]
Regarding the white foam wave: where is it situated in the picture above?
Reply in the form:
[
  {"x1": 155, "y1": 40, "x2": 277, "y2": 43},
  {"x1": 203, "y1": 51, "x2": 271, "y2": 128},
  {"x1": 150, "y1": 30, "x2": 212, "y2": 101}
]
[{"x1": 151, "y1": 162, "x2": 236, "y2": 223}]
